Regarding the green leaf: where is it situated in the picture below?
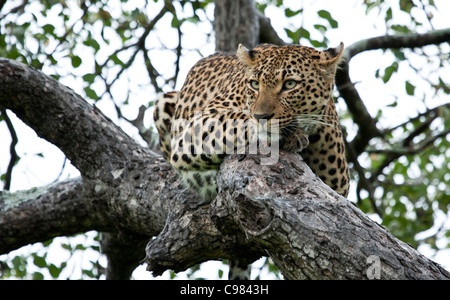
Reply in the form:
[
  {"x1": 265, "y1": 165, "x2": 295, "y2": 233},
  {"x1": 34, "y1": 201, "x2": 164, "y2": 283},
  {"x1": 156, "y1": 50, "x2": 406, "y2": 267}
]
[
  {"x1": 30, "y1": 58, "x2": 43, "y2": 69},
  {"x1": 42, "y1": 24, "x2": 55, "y2": 35},
  {"x1": 33, "y1": 254, "x2": 47, "y2": 268},
  {"x1": 317, "y1": 10, "x2": 338, "y2": 29},
  {"x1": 61, "y1": 243, "x2": 72, "y2": 251},
  {"x1": 83, "y1": 73, "x2": 97, "y2": 84},
  {"x1": 83, "y1": 38, "x2": 100, "y2": 52},
  {"x1": 285, "y1": 28, "x2": 299, "y2": 44},
  {"x1": 82, "y1": 268, "x2": 95, "y2": 278},
  {"x1": 285, "y1": 8, "x2": 302, "y2": 18},
  {"x1": 382, "y1": 62, "x2": 399, "y2": 83},
  {"x1": 109, "y1": 53, "x2": 125, "y2": 67},
  {"x1": 405, "y1": 81, "x2": 416, "y2": 95},
  {"x1": 310, "y1": 39, "x2": 327, "y2": 48},
  {"x1": 84, "y1": 87, "x2": 99, "y2": 101},
  {"x1": 171, "y1": 16, "x2": 181, "y2": 28},
  {"x1": 391, "y1": 49, "x2": 406, "y2": 61},
  {"x1": 70, "y1": 55, "x2": 82, "y2": 68},
  {"x1": 387, "y1": 100, "x2": 398, "y2": 107},
  {"x1": 385, "y1": 7, "x2": 393, "y2": 23},
  {"x1": 75, "y1": 244, "x2": 87, "y2": 250},
  {"x1": 366, "y1": 0, "x2": 382, "y2": 14},
  {"x1": 391, "y1": 24, "x2": 411, "y2": 34},
  {"x1": 48, "y1": 264, "x2": 62, "y2": 278},
  {"x1": 314, "y1": 24, "x2": 328, "y2": 34},
  {"x1": 42, "y1": 238, "x2": 54, "y2": 247},
  {"x1": 32, "y1": 272, "x2": 45, "y2": 280}
]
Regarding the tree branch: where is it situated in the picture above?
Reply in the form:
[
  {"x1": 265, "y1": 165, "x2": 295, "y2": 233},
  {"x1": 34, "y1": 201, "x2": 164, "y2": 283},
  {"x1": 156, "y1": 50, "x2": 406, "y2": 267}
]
[
  {"x1": 145, "y1": 151, "x2": 450, "y2": 279},
  {"x1": 337, "y1": 28, "x2": 450, "y2": 157},
  {"x1": 0, "y1": 58, "x2": 143, "y2": 180},
  {"x1": 0, "y1": 58, "x2": 186, "y2": 277},
  {"x1": 0, "y1": 108, "x2": 19, "y2": 191},
  {"x1": 0, "y1": 178, "x2": 110, "y2": 254},
  {"x1": 1, "y1": 31, "x2": 449, "y2": 279},
  {"x1": 336, "y1": 60, "x2": 382, "y2": 156},
  {"x1": 343, "y1": 28, "x2": 450, "y2": 62},
  {"x1": 100, "y1": 232, "x2": 149, "y2": 280},
  {"x1": 257, "y1": 11, "x2": 286, "y2": 45}
]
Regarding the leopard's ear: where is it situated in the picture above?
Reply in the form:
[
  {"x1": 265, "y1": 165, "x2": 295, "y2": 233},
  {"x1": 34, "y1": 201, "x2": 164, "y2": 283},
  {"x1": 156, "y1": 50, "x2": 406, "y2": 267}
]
[
  {"x1": 320, "y1": 42, "x2": 344, "y2": 64},
  {"x1": 237, "y1": 44, "x2": 258, "y2": 67},
  {"x1": 318, "y1": 42, "x2": 344, "y2": 79}
]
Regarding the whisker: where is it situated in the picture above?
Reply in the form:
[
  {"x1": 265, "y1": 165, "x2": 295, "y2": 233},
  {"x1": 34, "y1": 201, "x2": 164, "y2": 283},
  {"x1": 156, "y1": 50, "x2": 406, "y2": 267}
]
[
  {"x1": 284, "y1": 116, "x2": 340, "y2": 131},
  {"x1": 296, "y1": 119, "x2": 335, "y2": 128}
]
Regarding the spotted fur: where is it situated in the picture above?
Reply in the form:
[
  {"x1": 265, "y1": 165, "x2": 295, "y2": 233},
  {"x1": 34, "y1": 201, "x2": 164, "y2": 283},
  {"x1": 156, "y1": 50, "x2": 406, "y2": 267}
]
[{"x1": 154, "y1": 43, "x2": 350, "y2": 199}]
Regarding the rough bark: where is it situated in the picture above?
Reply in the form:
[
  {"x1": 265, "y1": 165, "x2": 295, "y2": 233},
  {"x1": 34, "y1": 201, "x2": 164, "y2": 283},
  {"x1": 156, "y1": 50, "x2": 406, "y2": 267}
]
[
  {"x1": 1, "y1": 29, "x2": 450, "y2": 279},
  {"x1": 214, "y1": 0, "x2": 260, "y2": 52},
  {"x1": 145, "y1": 152, "x2": 450, "y2": 280},
  {"x1": 0, "y1": 178, "x2": 101, "y2": 253},
  {"x1": 0, "y1": 58, "x2": 177, "y2": 278}
]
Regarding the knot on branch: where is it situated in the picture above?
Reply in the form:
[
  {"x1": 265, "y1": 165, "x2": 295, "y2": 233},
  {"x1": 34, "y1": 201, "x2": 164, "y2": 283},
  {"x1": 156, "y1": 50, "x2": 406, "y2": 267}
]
[
  {"x1": 144, "y1": 151, "x2": 318, "y2": 277},
  {"x1": 221, "y1": 193, "x2": 274, "y2": 235},
  {"x1": 144, "y1": 151, "x2": 450, "y2": 280}
]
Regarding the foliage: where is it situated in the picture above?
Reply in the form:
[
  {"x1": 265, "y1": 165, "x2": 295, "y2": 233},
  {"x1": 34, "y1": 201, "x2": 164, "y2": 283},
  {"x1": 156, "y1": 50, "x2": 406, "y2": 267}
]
[
  {"x1": 1, "y1": 232, "x2": 103, "y2": 279},
  {"x1": 1, "y1": 0, "x2": 449, "y2": 279},
  {"x1": 357, "y1": 0, "x2": 450, "y2": 252}
]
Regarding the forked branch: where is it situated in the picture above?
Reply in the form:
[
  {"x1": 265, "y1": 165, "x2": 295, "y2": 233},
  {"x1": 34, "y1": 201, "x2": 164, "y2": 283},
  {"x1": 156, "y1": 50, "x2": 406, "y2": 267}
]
[{"x1": 145, "y1": 151, "x2": 450, "y2": 280}]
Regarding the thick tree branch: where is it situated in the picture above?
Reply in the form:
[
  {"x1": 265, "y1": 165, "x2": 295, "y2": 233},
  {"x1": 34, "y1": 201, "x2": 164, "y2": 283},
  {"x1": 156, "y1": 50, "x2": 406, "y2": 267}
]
[
  {"x1": 0, "y1": 178, "x2": 110, "y2": 254},
  {"x1": 0, "y1": 58, "x2": 143, "y2": 180},
  {"x1": 0, "y1": 152, "x2": 194, "y2": 259},
  {"x1": 146, "y1": 151, "x2": 450, "y2": 279},
  {"x1": 343, "y1": 28, "x2": 450, "y2": 62},
  {"x1": 1, "y1": 28, "x2": 449, "y2": 279},
  {"x1": 100, "y1": 232, "x2": 149, "y2": 280},
  {"x1": 0, "y1": 58, "x2": 188, "y2": 277}
]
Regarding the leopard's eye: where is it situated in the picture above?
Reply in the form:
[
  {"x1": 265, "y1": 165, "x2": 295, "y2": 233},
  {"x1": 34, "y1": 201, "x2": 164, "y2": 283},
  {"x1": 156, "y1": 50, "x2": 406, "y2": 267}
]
[
  {"x1": 249, "y1": 80, "x2": 260, "y2": 90},
  {"x1": 283, "y1": 80, "x2": 298, "y2": 90}
]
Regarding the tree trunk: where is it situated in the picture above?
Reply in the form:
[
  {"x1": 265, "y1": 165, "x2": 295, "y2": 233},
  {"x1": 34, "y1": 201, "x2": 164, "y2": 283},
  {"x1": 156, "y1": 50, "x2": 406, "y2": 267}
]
[{"x1": 214, "y1": 0, "x2": 259, "y2": 53}]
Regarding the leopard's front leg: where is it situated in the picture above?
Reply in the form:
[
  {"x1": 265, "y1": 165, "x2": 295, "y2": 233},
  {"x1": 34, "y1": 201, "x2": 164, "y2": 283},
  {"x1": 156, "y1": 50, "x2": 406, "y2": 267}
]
[
  {"x1": 280, "y1": 127, "x2": 310, "y2": 153},
  {"x1": 169, "y1": 109, "x2": 256, "y2": 200}
]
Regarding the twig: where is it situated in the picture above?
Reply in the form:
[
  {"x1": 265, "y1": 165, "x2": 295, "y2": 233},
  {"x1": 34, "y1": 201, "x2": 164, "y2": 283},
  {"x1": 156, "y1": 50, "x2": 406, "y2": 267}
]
[{"x1": 0, "y1": 109, "x2": 19, "y2": 191}]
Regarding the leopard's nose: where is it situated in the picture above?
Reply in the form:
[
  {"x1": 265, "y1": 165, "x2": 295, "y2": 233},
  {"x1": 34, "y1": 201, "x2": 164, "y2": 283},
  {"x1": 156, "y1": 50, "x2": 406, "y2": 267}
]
[{"x1": 253, "y1": 113, "x2": 274, "y2": 121}]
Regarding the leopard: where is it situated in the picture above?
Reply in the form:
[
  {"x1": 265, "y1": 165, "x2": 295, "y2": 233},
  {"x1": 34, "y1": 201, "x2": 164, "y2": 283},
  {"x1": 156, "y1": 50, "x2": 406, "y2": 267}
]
[{"x1": 153, "y1": 43, "x2": 350, "y2": 202}]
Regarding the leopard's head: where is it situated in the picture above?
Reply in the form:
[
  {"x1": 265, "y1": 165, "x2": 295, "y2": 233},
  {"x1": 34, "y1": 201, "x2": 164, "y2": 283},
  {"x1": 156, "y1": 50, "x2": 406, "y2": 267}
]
[{"x1": 237, "y1": 43, "x2": 344, "y2": 138}]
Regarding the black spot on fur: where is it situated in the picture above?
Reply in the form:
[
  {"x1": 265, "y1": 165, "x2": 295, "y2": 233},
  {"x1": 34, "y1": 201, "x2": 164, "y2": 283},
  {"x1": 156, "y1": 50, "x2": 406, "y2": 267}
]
[
  {"x1": 182, "y1": 154, "x2": 192, "y2": 164},
  {"x1": 309, "y1": 134, "x2": 320, "y2": 143}
]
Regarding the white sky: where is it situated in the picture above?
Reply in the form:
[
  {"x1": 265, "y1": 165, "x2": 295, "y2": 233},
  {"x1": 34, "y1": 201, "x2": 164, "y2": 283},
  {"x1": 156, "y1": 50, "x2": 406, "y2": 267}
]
[{"x1": 0, "y1": 0, "x2": 449, "y2": 279}]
